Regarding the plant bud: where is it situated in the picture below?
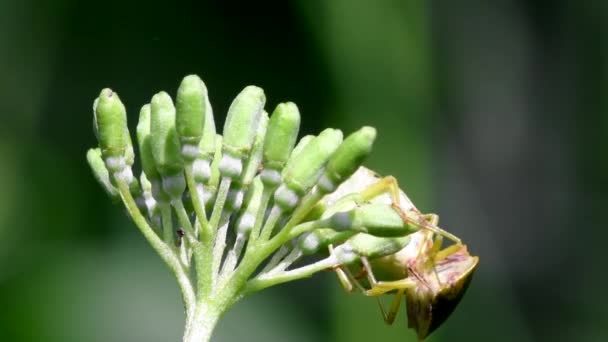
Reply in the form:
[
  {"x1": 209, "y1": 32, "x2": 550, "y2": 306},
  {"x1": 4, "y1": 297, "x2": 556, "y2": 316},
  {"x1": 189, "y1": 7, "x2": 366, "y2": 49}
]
[
  {"x1": 263, "y1": 102, "x2": 301, "y2": 171},
  {"x1": 279, "y1": 135, "x2": 314, "y2": 178},
  {"x1": 318, "y1": 126, "x2": 376, "y2": 193},
  {"x1": 192, "y1": 101, "x2": 217, "y2": 183},
  {"x1": 223, "y1": 86, "x2": 265, "y2": 155},
  {"x1": 124, "y1": 131, "x2": 135, "y2": 167},
  {"x1": 220, "y1": 86, "x2": 265, "y2": 178},
  {"x1": 86, "y1": 148, "x2": 119, "y2": 201},
  {"x1": 298, "y1": 229, "x2": 352, "y2": 256},
  {"x1": 94, "y1": 88, "x2": 128, "y2": 161},
  {"x1": 198, "y1": 95, "x2": 217, "y2": 159},
  {"x1": 136, "y1": 104, "x2": 160, "y2": 180},
  {"x1": 346, "y1": 234, "x2": 411, "y2": 259},
  {"x1": 329, "y1": 204, "x2": 417, "y2": 237},
  {"x1": 150, "y1": 91, "x2": 184, "y2": 176},
  {"x1": 241, "y1": 111, "x2": 269, "y2": 186},
  {"x1": 176, "y1": 75, "x2": 208, "y2": 160},
  {"x1": 274, "y1": 129, "x2": 342, "y2": 211},
  {"x1": 282, "y1": 128, "x2": 343, "y2": 195}
]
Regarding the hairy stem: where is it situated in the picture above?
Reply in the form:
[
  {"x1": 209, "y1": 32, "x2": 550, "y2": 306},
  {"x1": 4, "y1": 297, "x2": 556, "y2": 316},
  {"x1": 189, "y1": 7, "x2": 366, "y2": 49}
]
[
  {"x1": 244, "y1": 255, "x2": 338, "y2": 294},
  {"x1": 116, "y1": 180, "x2": 196, "y2": 315}
]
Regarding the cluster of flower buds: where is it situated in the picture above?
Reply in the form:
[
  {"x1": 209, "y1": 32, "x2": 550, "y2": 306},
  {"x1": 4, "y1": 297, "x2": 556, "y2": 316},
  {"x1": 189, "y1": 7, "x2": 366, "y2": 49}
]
[{"x1": 87, "y1": 75, "x2": 477, "y2": 341}]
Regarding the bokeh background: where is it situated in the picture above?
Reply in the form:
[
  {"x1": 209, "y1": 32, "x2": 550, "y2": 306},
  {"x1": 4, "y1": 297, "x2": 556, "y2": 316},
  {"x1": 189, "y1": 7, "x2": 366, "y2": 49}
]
[{"x1": 1, "y1": 0, "x2": 607, "y2": 341}]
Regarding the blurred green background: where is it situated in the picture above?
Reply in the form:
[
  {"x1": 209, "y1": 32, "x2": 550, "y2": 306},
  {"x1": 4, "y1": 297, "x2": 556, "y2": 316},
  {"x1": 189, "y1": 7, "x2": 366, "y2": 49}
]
[{"x1": 1, "y1": 0, "x2": 607, "y2": 341}]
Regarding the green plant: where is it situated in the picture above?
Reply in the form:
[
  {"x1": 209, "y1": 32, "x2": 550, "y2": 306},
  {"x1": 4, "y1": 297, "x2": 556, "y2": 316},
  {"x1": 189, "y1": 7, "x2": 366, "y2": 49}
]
[{"x1": 87, "y1": 75, "x2": 478, "y2": 341}]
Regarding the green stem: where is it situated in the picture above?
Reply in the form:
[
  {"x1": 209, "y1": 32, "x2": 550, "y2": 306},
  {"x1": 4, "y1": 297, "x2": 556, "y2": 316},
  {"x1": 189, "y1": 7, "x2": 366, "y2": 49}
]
[
  {"x1": 182, "y1": 302, "x2": 222, "y2": 342},
  {"x1": 245, "y1": 189, "x2": 272, "y2": 257},
  {"x1": 211, "y1": 213, "x2": 230, "y2": 287},
  {"x1": 173, "y1": 199, "x2": 196, "y2": 241},
  {"x1": 228, "y1": 191, "x2": 326, "y2": 295},
  {"x1": 244, "y1": 255, "x2": 338, "y2": 294},
  {"x1": 218, "y1": 233, "x2": 246, "y2": 286},
  {"x1": 184, "y1": 164, "x2": 210, "y2": 238},
  {"x1": 161, "y1": 204, "x2": 174, "y2": 245},
  {"x1": 259, "y1": 244, "x2": 290, "y2": 274},
  {"x1": 197, "y1": 177, "x2": 231, "y2": 298},
  {"x1": 208, "y1": 177, "x2": 231, "y2": 233},
  {"x1": 116, "y1": 180, "x2": 196, "y2": 314},
  {"x1": 265, "y1": 248, "x2": 302, "y2": 274},
  {"x1": 257, "y1": 206, "x2": 282, "y2": 242}
]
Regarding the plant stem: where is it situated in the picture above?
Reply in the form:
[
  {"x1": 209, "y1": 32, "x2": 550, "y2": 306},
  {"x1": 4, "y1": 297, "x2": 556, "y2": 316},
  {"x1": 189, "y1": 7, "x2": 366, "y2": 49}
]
[
  {"x1": 161, "y1": 204, "x2": 175, "y2": 245},
  {"x1": 116, "y1": 180, "x2": 196, "y2": 314},
  {"x1": 244, "y1": 254, "x2": 338, "y2": 294},
  {"x1": 182, "y1": 302, "x2": 222, "y2": 342},
  {"x1": 184, "y1": 164, "x2": 210, "y2": 237}
]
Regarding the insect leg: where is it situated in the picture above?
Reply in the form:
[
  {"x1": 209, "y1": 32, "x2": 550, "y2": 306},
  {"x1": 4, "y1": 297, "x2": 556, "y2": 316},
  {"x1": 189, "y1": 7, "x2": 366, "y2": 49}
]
[
  {"x1": 358, "y1": 176, "x2": 401, "y2": 206},
  {"x1": 355, "y1": 177, "x2": 461, "y2": 244},
  {"x1": 357, "y1": 256, "x2": 405, "y2": 324},
  {"x1": 376, "y1": 290, "x2": 404, "y2": 325},
  {"x1": 329, "y1": 244, "x2": 365, "y2": 293},
  {"x1": 365, "y1": 277, "x2": 418, "y2": 296}
]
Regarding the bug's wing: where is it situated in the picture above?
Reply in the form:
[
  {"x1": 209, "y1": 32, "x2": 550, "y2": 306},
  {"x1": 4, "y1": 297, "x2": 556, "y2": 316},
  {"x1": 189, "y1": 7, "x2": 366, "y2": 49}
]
[{"x1": 405, "y1": 245, "x2": 479, "y2": 340}]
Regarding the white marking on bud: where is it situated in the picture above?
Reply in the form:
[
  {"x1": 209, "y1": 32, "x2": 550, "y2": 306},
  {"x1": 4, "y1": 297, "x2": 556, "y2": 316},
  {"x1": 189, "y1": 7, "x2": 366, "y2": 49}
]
[
  {"x1": 192, "y1": 158, "x2": 212, "y2": 182},
  {"x1": 260, "y1": 168, "x2": 281, "y2": 186},
  {"x1": 162, "y1": 173, "x2": 186, "y2": 200},
  {"x1": 317, "y1": 173, "x2": 337, "y2": 194},
  {"x1": 152, "y1": 179, "x2": 169, "y2": 204},
  {"x1": 105, "y1": 155, "x2": 126, "y2": 173},
  {"x1": 181, "y1": 143, "x2": 199, "y2": 160},
  {"x1": 226, "y1": 189, "x2": 244, "y2": 211},
  {"x1": 300, "y1": 233, "x2": 320, "y2": 254},
  {"x1": 113, "y1": 166, "x2": 133, "y2": 184},
  {"x1": 237, "y1": 213, "x2": 256, "y2": 234},
  {"x1": 143, "y1": 188, "x2": 157, "y2": 216},
  {"x1": 219, "y1": 154, "x2": 243, "y2": 179},
  {"x1": 333, "y1": 244, "x2": 357, "y2": 264},
  {"x1": 274, "y1": 184, "x2": 300, "y2": 211},
  {"x1": 330, "y1": 211, "x2": 353, "y2": 231}
]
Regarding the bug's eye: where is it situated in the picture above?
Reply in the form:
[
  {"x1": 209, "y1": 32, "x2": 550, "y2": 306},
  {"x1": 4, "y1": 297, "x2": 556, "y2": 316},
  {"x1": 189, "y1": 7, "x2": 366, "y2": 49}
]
[{"x1": 406, "y1": 246, "x2": 479, "y2": 340}]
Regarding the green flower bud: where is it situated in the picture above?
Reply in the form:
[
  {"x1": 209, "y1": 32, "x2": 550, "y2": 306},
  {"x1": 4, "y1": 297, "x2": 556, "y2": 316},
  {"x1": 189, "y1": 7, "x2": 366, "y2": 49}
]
[
  {"x1": 94, "y1": 95, "x2": 134, "y2": 167},
  {"x1": 92, "y1": 97, "x2": 100, "y2": 141},
  {"x1": 280, "y1": 134, "x2": 314, "y2": 178},
  {"x1": 329, "y1": 204, "x2": 417, "y2": 237},
  {"x1": 94, "y1": 88, "x2": 128, "y2": 163},
  {"x1": 220, "y1": 86, "x2": 265, "y2": 178},
  {"x1": 192, "y1": 100, "x2": 217, "y2": 183},
  {"x1": 318, "y1": 126, "x2": 376, "y2": 193},
  {"x1": 201, "y1": 135, "x2": 223, "y2": 209},
  {"x1": 346, "y1": 233, "x2": 411, "y2": 259},
  {"x1": 162, "y1": 172, "x2": 186, "y2": 201},
  {"x1": 86, "y1": 148, "x2": 119, "y2": 201},
  {"x1": 140, "y1": 172, "x2": 152, "y2": 193},
  {"x1": 298, "y1": 228, "x2": 352, "y2": 256},
  {"x1": 284, "y1": 128, "x2": 343, "y2": 194},
  {"x1": 274, "y1": 129, "x2": 342, "y2": 211},
  {"x1": 136, "y1": 104, "x2": 160, "y2": 180},
  {"x1": 241, "y1": 111, "x2": 269, "y2": 186},
  {"x1": 198, "y1": 95, "x2": 217, "y2": 159},
  {"x1": 263, "y1": 102, "x2": 301, "y2": 170},
  {"x1": 124, "y1": 132, "x2": 135, "y2": 167},
  {"x1": 150, "y1": 91, "x2": 184, "y2": 176},
  {"x1": 208, "y1": 135, "x2": 223, "y2": 189},
  {"x1": 176, "y1": 75, "x2": 208, "y2": 160}
]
